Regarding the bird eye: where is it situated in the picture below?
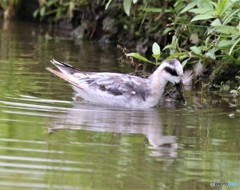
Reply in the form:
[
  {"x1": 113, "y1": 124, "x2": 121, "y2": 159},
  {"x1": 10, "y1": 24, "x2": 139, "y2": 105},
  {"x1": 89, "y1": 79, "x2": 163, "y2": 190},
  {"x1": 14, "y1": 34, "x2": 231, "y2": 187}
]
[{"x1": 164, "y1": 67, "x2": 178, "y2": 76}]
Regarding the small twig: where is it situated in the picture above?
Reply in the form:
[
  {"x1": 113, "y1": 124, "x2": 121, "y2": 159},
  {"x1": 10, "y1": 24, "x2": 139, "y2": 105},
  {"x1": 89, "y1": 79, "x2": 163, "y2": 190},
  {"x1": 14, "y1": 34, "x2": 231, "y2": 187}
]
[{"x1": 117, "y1": 44, "x2": 141, "y2": 68}]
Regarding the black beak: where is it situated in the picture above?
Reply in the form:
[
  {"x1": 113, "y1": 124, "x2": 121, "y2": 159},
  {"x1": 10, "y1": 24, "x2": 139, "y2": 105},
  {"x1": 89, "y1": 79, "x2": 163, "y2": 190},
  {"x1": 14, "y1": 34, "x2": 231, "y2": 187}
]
[{"x1": 175, "y1": 83, "x2": 185, "y2": 103}]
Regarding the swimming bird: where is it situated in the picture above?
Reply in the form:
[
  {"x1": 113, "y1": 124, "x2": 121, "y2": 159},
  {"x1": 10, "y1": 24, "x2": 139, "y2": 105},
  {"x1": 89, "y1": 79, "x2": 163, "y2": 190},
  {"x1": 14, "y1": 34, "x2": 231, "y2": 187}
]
[{"x1": 47, "y1": 59, "x2": 184, "y2": 109}]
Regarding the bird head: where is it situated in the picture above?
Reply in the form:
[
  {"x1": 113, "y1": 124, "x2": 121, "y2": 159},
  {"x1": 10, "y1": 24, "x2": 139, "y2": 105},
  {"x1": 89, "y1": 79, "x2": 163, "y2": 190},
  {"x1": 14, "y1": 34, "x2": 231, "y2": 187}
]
[
  {"x1": 161, "y1": 59, "x2": 185, "y2": 102},
  {"x1": 161, "y1": 59, "x2": 183, "y2": 84}
]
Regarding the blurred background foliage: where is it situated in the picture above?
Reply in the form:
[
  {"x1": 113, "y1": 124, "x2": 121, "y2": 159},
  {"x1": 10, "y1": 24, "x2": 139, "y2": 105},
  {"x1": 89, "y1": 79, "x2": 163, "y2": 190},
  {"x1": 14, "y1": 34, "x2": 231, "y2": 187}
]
[{"x1": 0, "y1": 0, "x2": 239, "y2": 89}]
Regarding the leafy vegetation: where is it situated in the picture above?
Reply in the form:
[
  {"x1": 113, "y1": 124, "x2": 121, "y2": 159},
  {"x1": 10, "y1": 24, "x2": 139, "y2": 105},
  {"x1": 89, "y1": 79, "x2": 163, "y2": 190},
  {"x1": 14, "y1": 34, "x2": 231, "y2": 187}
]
[
  {"x1": 115, "y1": 0, "x2": 240, "y2": 90},
  {"x1": 0, "y1": 0, "x2": 239, "y2": 90},
  {"x1": 126, "y1": 42, "x2": 161, "y2": 65}
]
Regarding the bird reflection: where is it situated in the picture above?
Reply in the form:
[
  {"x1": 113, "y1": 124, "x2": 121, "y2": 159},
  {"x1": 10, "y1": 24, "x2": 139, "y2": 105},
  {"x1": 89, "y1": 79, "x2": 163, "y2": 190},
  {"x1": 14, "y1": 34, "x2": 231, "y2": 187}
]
[{"x1": 49, "y1": 101, "x2": 177, "y2": 157}]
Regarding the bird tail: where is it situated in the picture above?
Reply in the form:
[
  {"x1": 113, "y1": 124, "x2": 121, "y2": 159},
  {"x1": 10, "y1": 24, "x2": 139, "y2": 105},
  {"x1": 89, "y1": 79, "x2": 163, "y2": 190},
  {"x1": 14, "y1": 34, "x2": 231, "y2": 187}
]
[
  {"x1": 50, "y1": 59, "x2": 81, "y2": 75},
  {"x1": 46, "y1": 59, "x2": 84, "y2": 90}
]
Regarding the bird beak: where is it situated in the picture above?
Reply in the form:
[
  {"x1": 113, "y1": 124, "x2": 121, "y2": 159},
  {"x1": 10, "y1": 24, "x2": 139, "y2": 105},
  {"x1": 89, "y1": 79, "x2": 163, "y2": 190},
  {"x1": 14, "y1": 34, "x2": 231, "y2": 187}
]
[{"x1": 175, "y1": 83, "x2": 185, "y2": 103}]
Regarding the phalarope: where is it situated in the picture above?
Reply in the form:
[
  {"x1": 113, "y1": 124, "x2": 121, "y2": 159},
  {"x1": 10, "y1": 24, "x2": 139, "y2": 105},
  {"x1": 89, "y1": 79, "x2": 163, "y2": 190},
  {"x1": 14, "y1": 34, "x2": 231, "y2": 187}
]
[{"x1": 47, "y1": 59, "x2": 184, "y2": 109}]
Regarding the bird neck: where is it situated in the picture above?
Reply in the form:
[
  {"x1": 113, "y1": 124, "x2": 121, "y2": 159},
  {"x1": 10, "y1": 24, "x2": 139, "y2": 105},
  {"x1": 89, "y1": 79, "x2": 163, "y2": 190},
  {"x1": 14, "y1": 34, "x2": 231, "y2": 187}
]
[{"x1": 149, "y1": 68, "x2": 168, "y2": 97}]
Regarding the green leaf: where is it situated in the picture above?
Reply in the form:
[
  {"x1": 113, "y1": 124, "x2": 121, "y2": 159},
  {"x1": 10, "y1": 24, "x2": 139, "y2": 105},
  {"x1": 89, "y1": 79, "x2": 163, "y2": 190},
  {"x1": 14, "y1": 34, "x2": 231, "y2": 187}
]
[
  {"x1": 180, "y1": 2, "x2": 197, "y2": 13},
  {"x1": 211, "y1": 2, "x2": 218, "y2": 9},
  {"x1": 190, "y1": 46, "x2": 202, "y2": 55},
  {"x1": 205, "y1": 48, "x2": 216, "y2": 59},
  {"x1": 217, "y1": 0, "x2": 227, "y2": 13},
  {"x1": 191, "y1": 13, "x2": 214, "y2": 21},
  {"x1": 40, "y1": 6, "x2": 46, "y2": 17},
  {"x1": 181, "y1": 58, "x2": 191, "y2": 67},
  {"x1": 214, "y1": 25, "x2": 239, "y2": 34},
  {"x1": 152, "y1": 42, "x2": 161, "y2": 64},
  {"x1": 105, "y1": 0, "x2": 113, "y2": 9},
  {"x1": 47, "y1": 0, "x2": 58, "y2": 6},
  {"x1": 123, "y1": 0, "x2": 132, "y2": 16},
  {"x1": 189, "y1": 8, "x2": 213, "y2": 14},
  {"x1": 163, "y1": 27, "x2": 174, "y2": 35},
  {"x1": 0, "y1": 1, "x2": 8, "y2": 10},
  {"x1": 33, "y1": 9, "x2": 39, "y2": 18},
  {"x1": 229, "y1": 37, "x2": 240, "y2": 55},
  {"x1": 152, "y1": 42, "x2": 161, "y2": 55},
  {"x1": 126, "y1": 53, "x2": 155, "y2": 64},
  {"x1": 211, "y1": 18, "x2": 221, "y2": 26},
  {"x1": 163, "y1": 35, "x2": 178, "y2": 54},
  {"x1": 199, "y1": 0, "x2": 213, "y2": 10},
  {"x1": 141, "y1": 7, "x2": 162, "y2": 13},
  {"x1": 152, "y1": 54, "x2": 160, "y2": 64},
  {"x1": 223, "y1": 9, "x2": 240, "y2": 25},
  {"x1": 218, "y1": 40, "x2": 235, "y2": 48}
]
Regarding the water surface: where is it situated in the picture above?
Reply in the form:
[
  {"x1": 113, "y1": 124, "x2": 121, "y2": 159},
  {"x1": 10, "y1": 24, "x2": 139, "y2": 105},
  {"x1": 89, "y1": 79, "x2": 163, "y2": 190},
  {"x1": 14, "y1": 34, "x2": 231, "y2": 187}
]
[{"x1": 0, "y1": 21, "x2": 239, "y2": 190}]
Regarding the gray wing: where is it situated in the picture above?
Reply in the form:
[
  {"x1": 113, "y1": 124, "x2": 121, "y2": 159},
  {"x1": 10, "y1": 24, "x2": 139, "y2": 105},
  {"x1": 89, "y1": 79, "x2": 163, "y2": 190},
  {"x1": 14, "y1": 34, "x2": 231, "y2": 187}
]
[{"x1": 75, "y1": 73, "x2": 150, "y2": 101}]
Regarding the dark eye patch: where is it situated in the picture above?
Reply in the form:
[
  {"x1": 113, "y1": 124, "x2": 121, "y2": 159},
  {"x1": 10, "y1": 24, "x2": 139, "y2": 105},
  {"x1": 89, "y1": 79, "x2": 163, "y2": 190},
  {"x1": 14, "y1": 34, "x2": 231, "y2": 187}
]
[{"x1": 164, "y1": 67, "x2": 178, "y2": 76}]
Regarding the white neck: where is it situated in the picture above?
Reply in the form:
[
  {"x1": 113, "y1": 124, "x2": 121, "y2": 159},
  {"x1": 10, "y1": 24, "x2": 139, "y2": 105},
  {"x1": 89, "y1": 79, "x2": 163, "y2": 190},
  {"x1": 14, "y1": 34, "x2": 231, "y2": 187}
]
[{"x1": 148, "y1": 65, "x2": 169, "y2": 98}]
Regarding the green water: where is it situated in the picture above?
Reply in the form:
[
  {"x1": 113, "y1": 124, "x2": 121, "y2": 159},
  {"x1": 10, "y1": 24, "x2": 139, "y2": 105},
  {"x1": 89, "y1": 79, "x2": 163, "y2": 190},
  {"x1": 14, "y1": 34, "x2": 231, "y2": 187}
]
[{"x1": 0, "y1": 21, "x2": 239, "y2": 190}]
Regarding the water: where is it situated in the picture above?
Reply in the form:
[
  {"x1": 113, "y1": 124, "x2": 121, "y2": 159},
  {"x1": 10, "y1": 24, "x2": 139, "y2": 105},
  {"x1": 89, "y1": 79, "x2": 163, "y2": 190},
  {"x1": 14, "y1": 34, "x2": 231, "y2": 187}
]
[{"x1": 0, "y1": 21, "x2": 239, "y2": 190}]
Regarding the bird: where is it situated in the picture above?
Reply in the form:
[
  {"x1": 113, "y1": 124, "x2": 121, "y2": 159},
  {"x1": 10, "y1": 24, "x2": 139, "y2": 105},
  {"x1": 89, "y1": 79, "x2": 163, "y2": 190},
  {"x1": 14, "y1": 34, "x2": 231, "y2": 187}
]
[{"x1": 47, "y1": 59, "x2": 185, "y2": 109}]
